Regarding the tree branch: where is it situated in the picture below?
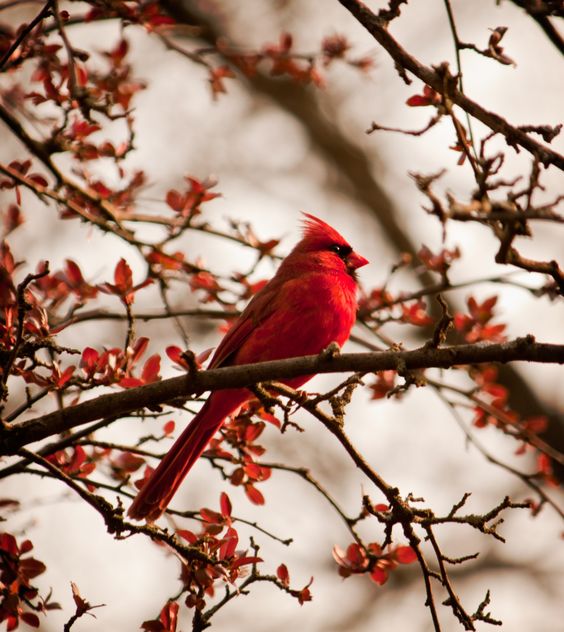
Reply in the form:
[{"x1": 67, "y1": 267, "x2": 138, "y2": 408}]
[
  {"x1": 2, "y1": 336, "x2": 561, "y2": 453},
  {"x1": 337, "y1": 0, "x2": 564, "y2": 169},
  {"x1": 510, "y1": 0, "x2": 564, "y2": 56},
  {"x1": 0, "y1": 0, "x2": 53, "y2": 69}
]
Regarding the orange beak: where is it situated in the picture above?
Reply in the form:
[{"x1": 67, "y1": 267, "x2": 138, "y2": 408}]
[{"x1": 347, "y1": 251, "x2": 369, "y2": 270}]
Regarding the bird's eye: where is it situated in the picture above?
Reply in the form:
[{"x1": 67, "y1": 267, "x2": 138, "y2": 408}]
[{"x1": 329, "y1": 243, "x2": 352, "y2": 258}]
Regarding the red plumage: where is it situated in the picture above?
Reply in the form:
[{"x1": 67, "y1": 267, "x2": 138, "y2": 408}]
[{"x1": 128, "y1": 214, "x2": 368, "y2": 521}]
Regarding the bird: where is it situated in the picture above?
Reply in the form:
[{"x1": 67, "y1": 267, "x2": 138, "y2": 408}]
[{"x1": 128, "y1": 213, "x2": 368, "y2": 521}]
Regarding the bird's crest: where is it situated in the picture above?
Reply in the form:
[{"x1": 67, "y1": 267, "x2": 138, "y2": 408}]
[{"x1": 301, "y1": 212, "x2": 348, "y2": 246}]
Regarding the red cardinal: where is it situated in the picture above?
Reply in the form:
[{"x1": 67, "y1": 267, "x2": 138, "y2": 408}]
[{"x1": 128, "y1": 214, "x2": 368, "y2": 521}]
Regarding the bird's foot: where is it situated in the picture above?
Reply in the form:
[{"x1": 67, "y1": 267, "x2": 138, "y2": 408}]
[{"x1": 320, "y1": 341, "x2": 341, "y2": 360}]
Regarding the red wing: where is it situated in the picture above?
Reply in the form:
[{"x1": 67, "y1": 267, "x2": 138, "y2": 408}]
[{"x1": 208, "y1": 283, "x2": 279, "y2": 369}]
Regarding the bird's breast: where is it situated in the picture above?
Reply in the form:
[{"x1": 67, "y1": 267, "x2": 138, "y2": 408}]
[{"x1": 234, "y1": 271, "x2": 358, "y2": 365}]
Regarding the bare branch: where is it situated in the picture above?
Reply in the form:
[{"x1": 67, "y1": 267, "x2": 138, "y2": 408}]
[
  {"x1": 337, "y1": 0, "x2": 564, "y2": 168},
  {"x1": 2, "y1": 337, "x2": 562, "y2": 453}
]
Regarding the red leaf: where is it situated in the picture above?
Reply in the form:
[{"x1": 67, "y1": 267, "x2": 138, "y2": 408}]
[
  {"x1": 280, "y1": 33, "x2": 293, "y2": 51},
  {"x1": 322, "y1": 34, "x2": 350, "y2": 60},
  {"x1": 177, "y1": 529, "x2": 197, "y2": 544},
  {"x1": 244, "y1": 422, "x2": 265, "y2": 442},
  {"x1": 81, "y1": 347, "x2": 99, "y2": 373},
  {"x1": 277, "y1": 563, "x2": 289, "y2": 586},
  {"x1": 3, "y1": 204, "x2": 24, "y2": 234},
  {"x1": 368, "y1": 542, "x2": 383, "y2": 556},
  {"x1": 57, "y1": 365, "x2": 75, "y2": 387},
  {"x1": 165, "y1": 189, "x2": 185, "y2": 212},
  {"x1": 147, "y1": 250, "x2": 185, "y2": 271},
  {"x1": 119, "y1": 376, "x2": 144, "y2": 388},
  {"x1": 75, "y1": 63, "x2": 88, "y2": 87},
  {"x1": 112, "y1": 452, "x2": 145, "y2": 473},
  {"x1": 231, "y1": 555, "x2": 262, "y2": 569},
  {"x1": 200, "y1": 508, "x2": 222, "y2": 524},
  {"x1": 537, "y1": 453, "x2": 552, "y2": 476},
  {"x1": 134, "y1": 465, "x2": 155, "y2": 491},
  {"x1": 114, "y1": 258, "x2": 132, "y2": 292},
  {"x1": 163, "y1": 420, "x2": 175, "y2": 435},
  {"x1": 130, "y1": 337, "x2": 149, "y2": 366},
  {"x1": 370, "y1": 566, "x2": 388, "y2": 585},
  {"x1": 406, "y1": 85, "x2": 441, "y2": 107},
  {"x1": 208, "y1": 65, "x2": 235, "y2": 98},
  {"x1": 395, "y1": 546, "x2": 417, "y2": 564},
  {"x1": 196, "y1": 347, "x2": 214, "y2": 367},
  {"x1": 65, "y1": 259, "x2": 85, "y2": 285},
  {"x1": 0, "y1": 532, "x2": 18, "y2": 555},
  {"x1": 406, "y1": 94, "x2": 432, "y2": 107},
  {"x1": 20, "y1": 557, "x2": 46, "y2": 579},
  {"x1": 346, "y1": 543, "x2": 366, "y2": 567},
  {"x1": 21, "y1": 612, "x2": 40, "y2": 628},
  {"x1": 243, "y1": 461, "x2": 264, "y2": 480},
  {"x1": 166, "y1": 345, "x2": 183, "y2": 364},
  {"x1": 159, "y1": 601, "x2": 179, "y2": 632},
  {"x1": 524, "y1": 416, "x2": 548, "y2": 434},
  {"x1": 141, "y1": 354, "x2": 161, "y2": 383},
  {"x1": 219, "y1": 527, "x2": 238, "y2": 560},
  {"x1": 109, "y1": 38, "x2": 129, "y2": 66},
  {"x1": 220, "y1": 492, "x2": 232, "y2": 518},
  {"x1": 298, "y1": 582, "x2": 313, "y2": 605},
  {"x1": 245, "y1": 484, "x2": 265, "y2": 505}
]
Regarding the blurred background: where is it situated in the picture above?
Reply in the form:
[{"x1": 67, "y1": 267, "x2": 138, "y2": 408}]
[{"x1": 1, "y1": 1, "x2": 562, "y2": 630}]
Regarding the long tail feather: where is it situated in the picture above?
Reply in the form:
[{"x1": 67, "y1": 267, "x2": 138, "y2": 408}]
[{"x1": 128, "y1": 390, "x2": 247, "y2": 521}]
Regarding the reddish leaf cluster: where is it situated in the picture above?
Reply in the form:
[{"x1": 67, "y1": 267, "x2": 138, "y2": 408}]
[
  {"x1": 177, "y1": 494, "x2": 262, "y2": 611},
  {"x1": 418, "y1": 244, "x2": 461, "y2": 275},
  {"x1": 45, "y1": 445, "x2": 102, "y2": 486},
  {"x1": 142, "y1": 601, "x2": 179, "y2": 632},
  {"x1": 25, "y1": 27, "x2": 145, "y2": 122},
  {"x1": 0, "y1": 161, "x2": 47, "y2": 205},
  {"x1": 219, "y1": 31, "x2": 372, "y2": 94},
  {"x1": 358, "y1": 286, "x2": 434, "y2": 328},
  {"x1": 0, "y1": 533, "x2": 60, "y2": 630},
  {"x1": 0, "y1": 252, "x2": 84, "y2": 392},
  {"x1": 369, "y1": 370, "x2": 398, "y2": 400},
  {"x1": 165, "y1": 177, "x2": 220, "y2": 220},
  {"x1": 99, "y1": 259, "x2": 152, "y2": 306},
  {"x1": 469, "y1": 365, "x2": 556, "y2": 485},
  {"x1": 208, "y1": 402, "x2": 278, "y2": 505},
  {"x1": 454, "y1": 295, "x2": 506, "y2": 343},
  {"x1": 83, "y1": 337, "x2": 161, "y2": 389},
  {"x1": 276, "y1": 564, "x2": 313, "y2": 605},
  {"x1": 332, "y1": 541, "x2": 417, "y2": 586},
  {"x1": 34, "y1": 259, "x2": 98, "y2": 311}
]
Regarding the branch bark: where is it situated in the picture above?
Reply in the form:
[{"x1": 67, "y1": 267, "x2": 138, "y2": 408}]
[{"x1": 2, "y1": 336, "x2": 562, "y2": 454}]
